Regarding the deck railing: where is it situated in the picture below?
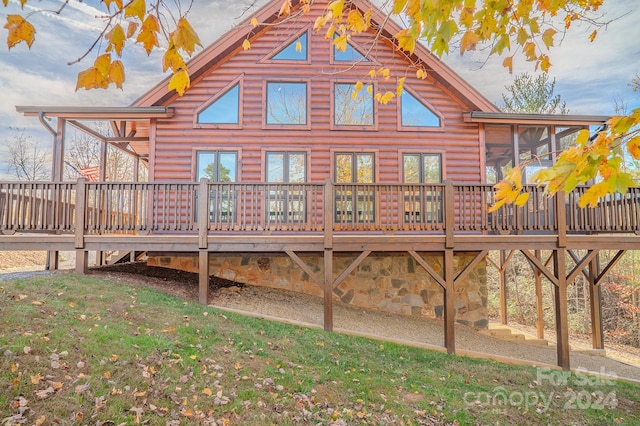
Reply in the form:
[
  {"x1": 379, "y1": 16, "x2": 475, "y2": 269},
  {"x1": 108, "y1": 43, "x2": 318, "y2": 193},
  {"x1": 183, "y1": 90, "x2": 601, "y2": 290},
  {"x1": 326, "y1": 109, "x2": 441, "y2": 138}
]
[{"x1": 3, "y1": 179, "x2": 640, "y2": 237}]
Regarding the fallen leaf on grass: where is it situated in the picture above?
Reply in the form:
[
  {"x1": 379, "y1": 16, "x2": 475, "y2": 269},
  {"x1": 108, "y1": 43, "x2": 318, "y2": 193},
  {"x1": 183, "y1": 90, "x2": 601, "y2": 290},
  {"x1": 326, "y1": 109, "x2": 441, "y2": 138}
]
[{"x1": 34, "y1": 387, "x2": 55, "y2": 399}]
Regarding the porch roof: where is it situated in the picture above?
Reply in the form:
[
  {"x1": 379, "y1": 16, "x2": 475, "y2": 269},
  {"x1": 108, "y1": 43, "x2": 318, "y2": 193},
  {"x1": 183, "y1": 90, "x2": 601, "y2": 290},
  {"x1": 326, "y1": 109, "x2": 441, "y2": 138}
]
[
  {"x1": 15, "y1": 105, "x2": 173, "y2": 119},
  {"x1": 463, "y1": 111, "x2": 609, "y2": 126}
]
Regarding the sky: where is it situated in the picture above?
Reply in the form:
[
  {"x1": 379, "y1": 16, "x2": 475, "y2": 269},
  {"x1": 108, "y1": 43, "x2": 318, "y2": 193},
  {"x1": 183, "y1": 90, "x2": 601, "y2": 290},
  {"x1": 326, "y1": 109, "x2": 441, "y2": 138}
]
[{"x1": 0, "y1": 0, "x2": 639, "y2": 179}]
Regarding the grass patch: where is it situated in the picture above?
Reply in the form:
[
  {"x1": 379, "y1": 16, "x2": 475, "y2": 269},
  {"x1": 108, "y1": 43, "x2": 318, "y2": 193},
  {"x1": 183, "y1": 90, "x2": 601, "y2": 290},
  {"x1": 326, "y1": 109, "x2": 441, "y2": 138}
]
[{"x1": 0, "y1": 273, "x2": 638, "y2": 424}]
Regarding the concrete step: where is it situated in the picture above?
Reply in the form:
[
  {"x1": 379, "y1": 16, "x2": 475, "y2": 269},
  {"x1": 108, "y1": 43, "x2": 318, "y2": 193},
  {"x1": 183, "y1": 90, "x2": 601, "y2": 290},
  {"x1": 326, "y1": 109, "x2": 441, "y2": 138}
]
[{"x1": 481, "y1": 323, "x2": 549, "y2": 347}]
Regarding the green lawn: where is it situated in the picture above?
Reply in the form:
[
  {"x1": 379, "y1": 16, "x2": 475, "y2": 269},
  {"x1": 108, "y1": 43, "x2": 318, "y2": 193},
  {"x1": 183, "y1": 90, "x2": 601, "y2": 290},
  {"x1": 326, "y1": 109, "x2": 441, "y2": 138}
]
[{"x1": 0, "y1": 273, "x2": 638, "y2": 425}]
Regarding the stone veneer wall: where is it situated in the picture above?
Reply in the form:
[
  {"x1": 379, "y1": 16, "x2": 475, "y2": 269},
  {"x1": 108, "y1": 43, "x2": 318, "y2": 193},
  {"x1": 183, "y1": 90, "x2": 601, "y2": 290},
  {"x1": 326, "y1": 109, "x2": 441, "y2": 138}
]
[{"x1": 147, "y1": 252, "x2": 488, "y2": 329}]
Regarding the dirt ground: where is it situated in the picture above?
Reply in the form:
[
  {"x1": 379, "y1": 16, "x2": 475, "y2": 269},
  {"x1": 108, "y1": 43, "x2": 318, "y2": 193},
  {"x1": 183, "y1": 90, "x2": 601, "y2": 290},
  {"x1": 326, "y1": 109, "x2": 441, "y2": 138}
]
[{"x1": 2, "y1": 251, "x2": 640, "y2": 382}]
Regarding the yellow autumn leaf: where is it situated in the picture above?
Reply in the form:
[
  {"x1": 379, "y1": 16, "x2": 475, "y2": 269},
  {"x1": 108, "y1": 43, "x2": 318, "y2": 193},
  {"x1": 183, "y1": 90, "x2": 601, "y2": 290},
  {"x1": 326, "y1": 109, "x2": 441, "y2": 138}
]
[
  {"x1": 109, "y1": 60, "x2": 125, "y2": 89},
  {"x1": 5, "y1": 15, "x2": 36, "y2": 49},
  {"x1": 376, "y1": 91, "x2": 395, "y2": 104},
  {"x1": 460, "y1": 30, "x2": 479, "y2": 54},
  {"x1": 242, "y1": 38, "x2": 251, "y2": 50},
  {"x1": 395, "y1": 28, "x2": 415, "y2": 54},
  {"x1": 314, "y1": 15, "x2": 328, "y2": 32},
  {"x1": 523, "y1": 41, "x2": 537, "y2": 61},
  {"x1": 416, "y1": 68, "x2": 427, "y2": 79},
  {"x1": 626, "y1": 136, "x2": 640, "y2": 160},
  {"x1": 579, "y1": 181, "x2": 609, "y2": 208},
  {"x1": 396, "y1": 76, "x2": 406, "y2": 96},
  {"x1": 514, "y1": 192, "x2": 530, "y2": 207},
  {"x1": 589, "y1": 29, "x2": 598, "y2": 42},
  {"x1": 168, "y1": 68, "x2": 190, "y2": 96},
  {"x1": 126, "y1": 21, "x2": 138, "y2": 38},
  {"x1": 124, "y1": 0, "x2": 146, "y2": 22},
  {"x1": 502, "y1": 56, "x2": 513, "y2": 73},
  {"x1": 103, "y1": 371, "x2": 111, "y2": 379},
  {"x1": 328, "y1": 0, "x2": 345, "y2": 19},
  {"x1": 347, "y1": 10, "x2": 367, "y2": 32},
  {"x1": 203, "y1": 388, "x2": 213, "y2": 396},
  {"x1": 34, "y1": 415, "x2": 45, "y2": 426},
  {"x1": 105, "y1": 24, "x2": 126, "y2": 57},
  {"x1": 279, "y1": 0, "x2": 291, "y2": 16},
  {"x1": 392, "y1": 0, "x2": 408, "y2": 14},
  {"x1": 334, "y1": 33, "x2": 348, "y2": 51},
  {"x1": 295, "y1": 39, "x2": 302, "y2": 52},
  {"x1": 163, "y1": 45, "x2": 185, "y2": 72},
  {"x1": 324, "y1": 23, "x2": 336, "y2": 39},
  {"x1": 251, "y1": 17, "x2": 259, "y2": 28},
  {"x1": 76, "y1": 67, "x2": 108, "y2": 91},
  {"x1": 171, "y1": 17, "x2": 202, "y2": 56},
  {"x1": 538, "y1": 54, "x2": 551, "y2": 73},
  {"x1": 136, "y1": 14, "x2": 159, "y2": 55},
  {"x1": 542, "y1": 28, "x2": 556, "y2": 49},
  {"x1": 94, "y1": 53, "x2": 111, "y2": 76}
]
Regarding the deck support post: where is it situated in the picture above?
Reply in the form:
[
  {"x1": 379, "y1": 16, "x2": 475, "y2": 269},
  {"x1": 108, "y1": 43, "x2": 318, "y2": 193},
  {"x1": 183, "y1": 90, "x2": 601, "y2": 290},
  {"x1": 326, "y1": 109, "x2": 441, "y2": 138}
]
[
  {"x1": 444, "y1": 249, "x2": 456, "y2": 354},
  {"x1": 589, "y1": 255, "x2": 604, "y2": 349},
  {"x1": 323, "y1": 179, "x2": 334, "y2": 332},
  {"x1": 75, "y1": 250, "x2": 88, "y2": 274},
  {"x1": 534, "y1": 250, "x2": 544, "y2": 339},
  {"x1": 499, "y1": 250, "x2": 508, "y2": 324},
  {"x1": 46, "y1": 117, "x2": 66, "y2": 271},
  {"x1": 553, "y1": 248, "x2": 570, "y2": 370},
  {"x1": 199, "y1": 251, "x2": 209, "y2": 305}
]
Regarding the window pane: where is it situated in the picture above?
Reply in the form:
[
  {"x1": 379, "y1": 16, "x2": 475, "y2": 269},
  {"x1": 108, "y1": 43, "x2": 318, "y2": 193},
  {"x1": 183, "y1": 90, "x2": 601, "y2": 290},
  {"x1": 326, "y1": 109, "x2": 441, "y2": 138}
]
[
  {"x1": 356, "y1": 154, "x2": 373, "y2": 183},
  {"x1": 335, "y1": 154, "x2": 353, "y2": 183},
  {"x1": 334, "y1": 40, "x2": 369, "y2": 62},
  {"x1": 401, "y1": 90, "x2": 440, "y2": 127},
  {"x1": 218, "y1": 152, "x2": 237, "y2": 182},
  {"x1": 334, "y1": 83, "x2": 373, "y2": 126},
  {"x1": 423, "y1": 154, "x2": 441, "y2": 183},
  {"x1": 289, "y1": 153, "x2": 306, "y2": 182},
  {"x1": 198, "y1": 83, "x2": 239, "y2": 124},
  {"x1": 267, "y1": 153, "x2": 284, "y2": 182},
  {"x1": 272, "y1": 33, "x2": 307, "y2": 60},
  {"x1": 403, "y1": 154, "x2": 420, "y2": 183},
  {"x1": 267, "y1": 82, "x2": 307, "y2": 125},
  {"x1": 197, "y1": 152, "x2": 217, "y2": 181}
]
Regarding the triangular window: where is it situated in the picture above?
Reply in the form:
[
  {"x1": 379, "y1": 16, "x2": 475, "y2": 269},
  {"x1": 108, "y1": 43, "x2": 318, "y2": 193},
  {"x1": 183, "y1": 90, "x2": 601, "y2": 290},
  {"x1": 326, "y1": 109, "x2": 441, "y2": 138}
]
[
  {"x1": 400, "y1": 89, "x2": 441, "y2": 127},
  {"x1": 271, "y1": 32, "x2": 308, "y2": 61},
  {"x1": 334, "y1": 38, "x2": 370, "y2": 62},
  {"x1": 197, "y1": 83, "x2": 240, "y2": 124}
]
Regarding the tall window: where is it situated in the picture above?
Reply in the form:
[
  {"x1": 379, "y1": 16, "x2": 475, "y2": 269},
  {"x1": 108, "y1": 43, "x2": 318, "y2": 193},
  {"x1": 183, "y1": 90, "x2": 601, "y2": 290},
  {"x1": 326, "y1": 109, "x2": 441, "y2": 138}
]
[
  {"x1": 334, "y1": 83, "x2": 374, "y2": 126},
  {"x1": 266, "y1": 82, "x2": 307, "y2": 125},
  {"x1": 402, "y1": 153, "x2": 442, "y2": 224},
  {"x1": 335, "y1": 152, "x2": 375, "y2": 223},
  {"x1": 266, "y1": 152, "x2": 307, "y2": 223},
  {"x1": 197, "y1": 83, "x2": 240, "y2": 124},
  {"x1": 196, "y1": 151, "x2": 238, "y2": 223}
]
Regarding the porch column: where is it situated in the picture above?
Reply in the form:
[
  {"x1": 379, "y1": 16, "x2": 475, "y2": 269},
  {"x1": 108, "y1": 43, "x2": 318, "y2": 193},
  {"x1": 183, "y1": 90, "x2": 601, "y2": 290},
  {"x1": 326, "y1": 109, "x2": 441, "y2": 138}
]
[
  {"x1": 444, "y1": 249, "x2": 456, "y2": 354},
  {"x1": 46, "y1": 117, "x2": 66, "y2": 271},
  {"x1": 97, "y1": 140, "x2": 108, "y2": 266},
  {"x1": 589, "y1": 255, "x2": 604, "y2": 349},
  {"x1": 553, "y1": 248, "x2": 570, "y2": 370},
  {"x1": 199, "y1": 251, "x2": 209, "y2": 304},
  {"x1": 323, "y1": 179, "x2": 334, "y2": 332}
]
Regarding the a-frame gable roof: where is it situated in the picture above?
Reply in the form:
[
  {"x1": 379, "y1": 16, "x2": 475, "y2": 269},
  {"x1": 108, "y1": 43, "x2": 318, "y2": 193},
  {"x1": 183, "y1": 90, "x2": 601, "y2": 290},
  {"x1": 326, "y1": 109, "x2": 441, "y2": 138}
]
[{"x1": 133, "y1": 0, "x2": 498, "y2": 112}]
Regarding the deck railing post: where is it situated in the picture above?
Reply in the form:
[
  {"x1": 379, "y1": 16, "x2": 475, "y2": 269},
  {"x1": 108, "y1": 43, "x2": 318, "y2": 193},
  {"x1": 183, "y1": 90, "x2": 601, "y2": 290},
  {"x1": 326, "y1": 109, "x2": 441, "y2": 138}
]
[
  {"x1": 198, "y1": 178, "x2": 209, "y2": 250},
  {"x1": 74, "y1": 178, "x2": 86, "y2": 249},
  {"x1": 556, "y1": 190, "x2": 567, "y2": 248},
  {"x1": 444, "y1": 180, "x2": 454, "y2": 249},
  {"x1": 323, "y1": 179, "x2": 334, "y2": 332}
]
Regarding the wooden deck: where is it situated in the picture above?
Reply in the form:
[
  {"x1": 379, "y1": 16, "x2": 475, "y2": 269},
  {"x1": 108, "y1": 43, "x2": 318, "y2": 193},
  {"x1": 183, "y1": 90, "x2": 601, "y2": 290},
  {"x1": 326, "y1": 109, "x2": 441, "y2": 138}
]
[{"x1": 2, "y1": 178, "x2": 640, "y2": 370}]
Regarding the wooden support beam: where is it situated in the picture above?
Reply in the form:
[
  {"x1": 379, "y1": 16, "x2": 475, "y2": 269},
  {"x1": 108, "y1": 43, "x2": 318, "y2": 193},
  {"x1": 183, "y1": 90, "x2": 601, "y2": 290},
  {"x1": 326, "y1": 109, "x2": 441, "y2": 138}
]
[
  {"x1": 534, "y1": 250, "x2": 544, "y2": 340},
  {"x1": 454, "y1": 250, "x2": 488, "y2": 285},
  {"x1": 568, "y1": 250, "x2": 591, "y2": 281},
  {"x1": 521, "y1": 249, "x2": 559, "y2": 286},
  {"x1": 485, "y1": 253, "x2": 499, "y2": 270},
  {"x1": 444, "y1": 249, "x2": 456, "y2": 354},
  {"x1": 566, "y1": 250, "x2": 598, "y2": 285},
  {"x1": 589, "y1": 256, "x2": 604, "y2": 349},
  {"x1": 595, "y1": 250, "x2": 626, "y2": 286},
  {"x1": 499, "y1": 250, "x2": 508, "y2": 324},
  {"x1": 286, "y1": 250, "x2": 322, "y2": 286},
  {"x1": 409, "y1": 251, "x2": 446, "y2": 289},
  {"x1": 554, "y1": 248, "x2": 570, "y2": 370},
  {"x1": 323, "y1": 248, "x2": 333, "y2": 332},
  {"x1": 199, "y1": 251, "x2": 209, "y2": 305},
  {"x1": 332, "y1": 250, "x2": 371, "y2": 289},
  {"x1": 75, "y1": 250, "x2": 88, "y2": 274}
]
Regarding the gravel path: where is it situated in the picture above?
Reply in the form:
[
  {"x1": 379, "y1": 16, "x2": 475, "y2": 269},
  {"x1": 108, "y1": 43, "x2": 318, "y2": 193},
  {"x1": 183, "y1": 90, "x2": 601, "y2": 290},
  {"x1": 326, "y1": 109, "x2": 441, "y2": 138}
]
[{"x1": 211, "y1": 285, "x2": 640, "y2": 382}]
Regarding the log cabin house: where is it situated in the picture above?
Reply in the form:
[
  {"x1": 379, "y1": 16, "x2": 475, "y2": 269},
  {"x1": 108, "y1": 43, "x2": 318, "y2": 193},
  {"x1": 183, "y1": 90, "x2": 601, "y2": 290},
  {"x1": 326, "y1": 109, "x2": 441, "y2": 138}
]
[{"x1": 3, "y1": 0, "x2": 637, "y2": 370}]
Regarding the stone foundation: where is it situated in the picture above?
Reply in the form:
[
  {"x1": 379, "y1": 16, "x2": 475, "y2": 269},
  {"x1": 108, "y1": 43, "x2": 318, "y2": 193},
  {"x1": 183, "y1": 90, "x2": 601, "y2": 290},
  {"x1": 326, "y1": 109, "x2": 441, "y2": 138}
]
[{"x1": 148, "y1": 251, "x2": 488, "y2": 329}]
